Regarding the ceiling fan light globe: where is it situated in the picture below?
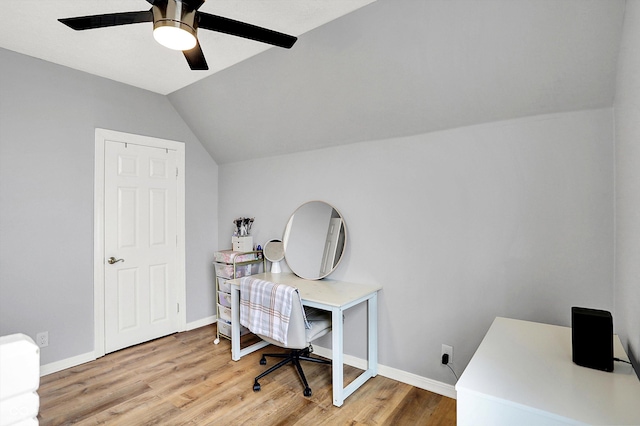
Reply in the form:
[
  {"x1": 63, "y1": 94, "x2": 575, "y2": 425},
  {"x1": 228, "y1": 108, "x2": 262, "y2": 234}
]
[{"x1": 153, "y1": 25, "x2": 197, "y2": 50}]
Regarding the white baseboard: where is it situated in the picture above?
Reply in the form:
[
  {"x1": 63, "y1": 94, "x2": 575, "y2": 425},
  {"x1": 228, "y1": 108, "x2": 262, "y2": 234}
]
[
  {"x1": 313, "y1": 346, "x2": 457, "y2": 400},
  {"x1": 40, "y1": 351, "x2": 96, "y2": 377},
  {"x1": 186, "y1": 315, "x2": 217, "y2": 331}
]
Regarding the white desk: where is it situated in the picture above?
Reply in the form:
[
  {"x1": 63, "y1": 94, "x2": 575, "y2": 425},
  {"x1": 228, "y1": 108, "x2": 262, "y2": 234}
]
[
  {"x1": 456, "y1": 317, "x2": 640, "y2": 425},
  {"x1": 228, "y1": 272, "x2": 382, "y2": 407}
]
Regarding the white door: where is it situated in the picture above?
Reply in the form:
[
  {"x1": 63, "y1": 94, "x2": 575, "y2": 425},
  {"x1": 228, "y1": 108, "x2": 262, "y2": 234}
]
[
  {"x1": 320, "y1": 218, "x2": 343, "y2": 276},
  {"x1": 103, "y1": 140, "x2": 179, "y2": 353}
]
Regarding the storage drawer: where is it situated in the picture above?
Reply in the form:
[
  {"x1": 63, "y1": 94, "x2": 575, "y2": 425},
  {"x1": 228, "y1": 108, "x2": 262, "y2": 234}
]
[
  {"x1": 236, "y1": 263, "x2": 260, "y2": 277},
  {"x1": 217, "y1": 303, "x2": 231, "y2": 322},
  {"x1": 214, "y1": 250, "x2": 257, "y2": 264},
  {"x1": 232, "y1": 236, "x2": 254, "y2": 252},
  {"x1": 218, "y1": 291, "x2": 231, "y2": 308},
  {"x1": 231, "y1": 263, "x2": 260, "y2": 278},
  {"x1": 217, "y1": 277, "x2": 231, "y2": 293},
  {"x1": 217, "y1": 319, "x2": 249, "y2": 337},
  {"x1": 214, "y1": 263, "x2": 234, "y2": 279},
  {"x1": 214, "y1": 262, "x2": 260, "y2": 279}
]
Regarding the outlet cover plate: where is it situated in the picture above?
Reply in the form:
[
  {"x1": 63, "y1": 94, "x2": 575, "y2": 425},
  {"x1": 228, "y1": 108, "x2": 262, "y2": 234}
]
[{"x1": 36, "y1": 331, "x2": 49, "y2": 348}]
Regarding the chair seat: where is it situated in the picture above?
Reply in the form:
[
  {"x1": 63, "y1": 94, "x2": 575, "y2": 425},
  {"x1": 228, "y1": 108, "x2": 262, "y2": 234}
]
[
  {"x1": 258, "y1": 308, "x2": 331, "y2": 349},
  {"x1": 304, "y1": 309, "x2": 331, "y2": 341}
]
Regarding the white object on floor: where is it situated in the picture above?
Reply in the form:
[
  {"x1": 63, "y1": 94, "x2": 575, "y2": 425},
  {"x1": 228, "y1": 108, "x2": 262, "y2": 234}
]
[{"x1": 0, "y1": 334, "x2": 40, "y2": 426}]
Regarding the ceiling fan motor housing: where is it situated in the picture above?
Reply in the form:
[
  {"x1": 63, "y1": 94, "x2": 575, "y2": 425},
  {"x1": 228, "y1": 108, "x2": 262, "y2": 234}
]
[
  {"x1": 58, "y1": 0, "x2": 296, "y2": 69},
  {"x1": 153, "y1": 0, "x2": 198, "y2": 46}
]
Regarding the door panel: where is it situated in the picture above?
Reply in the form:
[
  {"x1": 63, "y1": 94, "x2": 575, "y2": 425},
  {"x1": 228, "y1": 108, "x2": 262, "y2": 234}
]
[
  {"x1": 104, "y1": 140, "x2": 178, "y2": 353},
  {"x1": 117, "y1": 267, "x2": 139, "y2": 330},
  {"x1": 149, "y1": 263, "x2": 169, "y2": 323},
  {"x1": 320, "y1": 218, "x2": 343, "y2": 276},
  {"x1": 118, "y1": 187, "x2": 138, "y2": 248},
  {"x1": 150, "y1": 189, "x2": 168, "y2": 246}
]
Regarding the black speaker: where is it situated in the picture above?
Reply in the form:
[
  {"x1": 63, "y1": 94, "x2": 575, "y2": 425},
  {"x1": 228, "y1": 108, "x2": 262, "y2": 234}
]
[{"x1": 571, "y1": 307, "x2": 613, "y2": 372}]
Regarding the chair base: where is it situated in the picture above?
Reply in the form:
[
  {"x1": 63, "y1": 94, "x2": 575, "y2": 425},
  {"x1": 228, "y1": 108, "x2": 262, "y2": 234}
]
[{"x1": 253, "y1": 346, "x2": 331, "y2": 397}]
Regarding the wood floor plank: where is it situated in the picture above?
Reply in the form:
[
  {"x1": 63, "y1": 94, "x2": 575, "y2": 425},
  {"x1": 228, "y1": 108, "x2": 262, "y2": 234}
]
[
  {"x1": 42, "y1": 380, "x2": 151, "y2": 425},
  {"x1": 38, "y1": 325, "x2": 456, "y2": 425},
  {"x1": 80, "y1": 393, "x2": 179, "y2": 426},
  {"x1": 384, "y1": 386, "x2": 444, "y2": 424},
  {"x1": 196, "y1": 381, "x2": 301, "y2": 425},
  {"x1": 350, "y1": 376, "x2": 413, "y2": 425},
  {"x1": 39, "y1": 365, "x2": 143, "y2": 419},
  {"x1": 427, "y1": 393, "x2": 458, "y2": 425}
]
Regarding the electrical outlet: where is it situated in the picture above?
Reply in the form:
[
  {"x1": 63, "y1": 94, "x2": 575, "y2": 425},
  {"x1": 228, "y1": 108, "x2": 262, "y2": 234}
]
[
  {"x1": 441, "y1": 344, "x2": 453, "y2": 365},
  {"x1": 36, "y1": 331, "x2": 49, "y2": 348}
]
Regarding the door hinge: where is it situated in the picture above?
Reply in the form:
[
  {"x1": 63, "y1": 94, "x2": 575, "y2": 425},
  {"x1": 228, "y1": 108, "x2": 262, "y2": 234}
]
[
  {"x1": 176, "y1": 167, "x2": 179, "y2": 178},
  {"x1": 177, "y1": 303, "x2": 180, "y2": 313}
]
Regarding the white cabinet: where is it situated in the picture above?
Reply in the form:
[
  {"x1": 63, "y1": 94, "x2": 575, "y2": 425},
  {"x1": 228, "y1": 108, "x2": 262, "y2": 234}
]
[
  {"x1": 456, "y1": 317, "x2": 640, "y2": 425},
  {"x1": 212, "y1": 250, "x2": 263, "y2": 345}
]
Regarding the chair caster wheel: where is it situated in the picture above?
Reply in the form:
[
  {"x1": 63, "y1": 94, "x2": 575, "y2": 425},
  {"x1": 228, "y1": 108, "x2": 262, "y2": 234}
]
[
  {"x1": 260, "y1": 356, "x2": 267, "y2": 365},
  {"x1": 213, "y1": 338, "x2": 220, "y2": 345},
  {"x1": 303, "y1": 387, "x2": 312, "y2": 397},
  {"x1": 253, "y1": 382, "x2": 261, "y2": 392}
]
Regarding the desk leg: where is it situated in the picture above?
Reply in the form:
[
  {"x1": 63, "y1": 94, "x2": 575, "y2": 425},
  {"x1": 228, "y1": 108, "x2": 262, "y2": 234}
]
[
  {"x1": 336, "y1": 294, "x2": 379, "y2": 407},
  {"x1": 368, "y1": 293, "x2": 378, "y2": 376},
  {"x1": 230, "y1": 286, "x2": 269, "y2": 361},
  {"x1": 231, "y1": 287, "x2": 241, "y2": 361},
  {"x1": 332, "y1": 307, "x2": 344, "y2": 407}
]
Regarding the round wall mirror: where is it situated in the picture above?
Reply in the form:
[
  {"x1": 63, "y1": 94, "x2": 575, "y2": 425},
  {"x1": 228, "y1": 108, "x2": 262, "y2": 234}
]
[
  {"x1": 263, "y1": 239, "x2": 284, "y2": 273},
  {"x1": 283, "y1": 201, "x2": 346, "y2": 280}
]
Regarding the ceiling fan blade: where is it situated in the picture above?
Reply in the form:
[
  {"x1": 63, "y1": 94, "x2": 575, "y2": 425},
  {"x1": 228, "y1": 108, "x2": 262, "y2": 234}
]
[
  {"x1": 183, "y1": 41, "x2": 209, "y2": 70},
  {"x1": 197, "y1": 12, "x2": 297, "y2": 49},
  {"x1": 59, "y1": 10, "x2": 153, "y2": 30},
  {"x1": 182, "y1": 0, "x2": 205, "y2": 10}
]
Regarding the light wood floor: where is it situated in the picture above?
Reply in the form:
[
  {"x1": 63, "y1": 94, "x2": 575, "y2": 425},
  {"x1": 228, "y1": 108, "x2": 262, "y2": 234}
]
[{"x1": 38, "y1": 325, "x2": 456, "y2": 425}]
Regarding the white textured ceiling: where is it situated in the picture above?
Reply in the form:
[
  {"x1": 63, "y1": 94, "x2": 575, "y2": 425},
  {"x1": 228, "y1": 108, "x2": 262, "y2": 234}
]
[{"x1": 0, "y1": 0, "x2": 375, "y2": 94}]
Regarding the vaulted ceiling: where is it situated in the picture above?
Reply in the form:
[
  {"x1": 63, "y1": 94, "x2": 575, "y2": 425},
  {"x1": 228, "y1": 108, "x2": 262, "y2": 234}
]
[
  {"x1": 0, "y1": 0, "x2": 375, "y2": 94},
  {"x1": 0, "y1": 1, "x2": 627, "y2": 164}
]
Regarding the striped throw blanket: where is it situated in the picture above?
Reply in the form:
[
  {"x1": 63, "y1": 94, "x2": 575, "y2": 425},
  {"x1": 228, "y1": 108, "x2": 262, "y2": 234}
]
[{"x1": 239, "y1": 276, "x2": 308, "y2": 346}]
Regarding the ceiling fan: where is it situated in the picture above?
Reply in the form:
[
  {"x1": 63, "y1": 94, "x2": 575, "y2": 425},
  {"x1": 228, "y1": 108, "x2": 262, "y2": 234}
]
[{"x1": 58, "y1": 0, "x2": 297, "y2": 71}]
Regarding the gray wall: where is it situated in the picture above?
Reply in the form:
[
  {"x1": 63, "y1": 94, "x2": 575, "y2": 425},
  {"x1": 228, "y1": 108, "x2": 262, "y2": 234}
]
[
  {"x1": 219, "y1": 108, "x2": 614, "y2": 384},
  {"x1": 615, "y1": 0, "x2": 640, "y2": 371},
  {"x1": 0, "y1": 48, "x2": 219, "y2": 365}
]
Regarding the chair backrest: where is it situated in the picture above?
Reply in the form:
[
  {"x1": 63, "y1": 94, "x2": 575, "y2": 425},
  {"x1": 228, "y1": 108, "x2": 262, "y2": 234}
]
[{"x1": 257, "y1": 291, "x2": 308, "y2": 350}]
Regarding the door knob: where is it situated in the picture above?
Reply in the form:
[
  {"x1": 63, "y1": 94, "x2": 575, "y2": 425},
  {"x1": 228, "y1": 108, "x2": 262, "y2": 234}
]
[{"x1": 107, "y1": 257, "x2": 124, "y2": 264}]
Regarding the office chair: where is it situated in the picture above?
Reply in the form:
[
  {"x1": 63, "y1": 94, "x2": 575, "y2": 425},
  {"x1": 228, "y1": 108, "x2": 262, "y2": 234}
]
[{"x1": 251, "y1": 294, "x2": 332, "y2": 397}]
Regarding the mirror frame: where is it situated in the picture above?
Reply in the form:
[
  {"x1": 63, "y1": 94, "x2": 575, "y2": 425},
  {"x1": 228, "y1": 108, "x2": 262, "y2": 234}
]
[
  {"x1": 283, "y1": 200, "x2": 347, "y2": 280},
  {"x1": 263, "y1": 239, "x2": 284, "y2": 262}
]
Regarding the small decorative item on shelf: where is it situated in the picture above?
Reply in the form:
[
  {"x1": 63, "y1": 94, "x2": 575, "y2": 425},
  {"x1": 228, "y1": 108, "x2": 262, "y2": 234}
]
[
  {"x1": 234, "y1": 217, "x2": 254, "y2": 236},
  {"x1": 232, "y1": 217, "x2": 254, "y2": 252}
]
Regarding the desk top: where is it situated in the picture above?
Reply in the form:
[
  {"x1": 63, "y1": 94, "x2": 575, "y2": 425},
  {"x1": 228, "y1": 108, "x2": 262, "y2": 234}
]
[
  {"x1": 456, "y1": 317, "x2": 640, "y2": 425},
  {"x1": 228, "y1": 272, "x2": 381, "y2": 309}
]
